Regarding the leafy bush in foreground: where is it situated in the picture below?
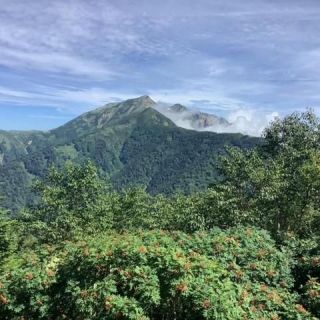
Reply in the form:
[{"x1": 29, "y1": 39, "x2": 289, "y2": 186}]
[
  {"x1": 285, "y1": 236, "x2": 320, "y2": 318},
  {"x1": 0, "y1": 228, "x2": 315, "y2": 319}
]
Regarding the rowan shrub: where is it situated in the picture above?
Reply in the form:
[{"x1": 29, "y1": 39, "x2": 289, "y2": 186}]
[{"x1": 0, "y1": 228, "x2": 315, "y2": 319}]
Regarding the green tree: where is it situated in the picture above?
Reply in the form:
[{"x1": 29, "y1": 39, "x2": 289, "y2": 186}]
[
  {"x1": 23, "y1": 161, "x2": 114, "y2": 243},
  {"x1": 0, "y1": 208, "x2": 10, "y2": 261},
  {"x1": 203, "y1": 110, "x2": 320, "y2": 238},
  {"x1": 0, "y1": 206, "x2": 20, "y2": 266},
  {"x1": 113, "y1": 187, "x2": 177, "y2": 231}
]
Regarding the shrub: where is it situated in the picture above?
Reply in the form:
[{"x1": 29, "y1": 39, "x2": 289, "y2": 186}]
[{"x1": 0, "y1": 228, "x2": 315, "y2": 319}]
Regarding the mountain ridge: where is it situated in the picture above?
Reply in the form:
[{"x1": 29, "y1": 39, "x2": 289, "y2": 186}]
[
  {"x1": 55, "y1": 95, "x2": 231, "y2": 134},
  {"x1": 155, "y1": 101, "x2": 230, "y2": 130},
  {"x1": 0, "y1": 96, "x2": 261, "y2": 211}
]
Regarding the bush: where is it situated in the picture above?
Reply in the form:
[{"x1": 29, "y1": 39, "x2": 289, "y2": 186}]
[
  {"x1": 284, "y1": 235, "x2": 320, "y2": 318},
  {"x1": 0, "y1": 228, "x2": 314, "y2": 319}
]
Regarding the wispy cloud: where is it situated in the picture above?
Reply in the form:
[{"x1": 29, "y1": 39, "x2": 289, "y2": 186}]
[
  {"x1": 27, "y1": 114, "x2": 71, "y2": 120},
  {"x1": 0, "y1": 0, "x2": 320, "y2": 130},
  {"x1": 0, "y1": 85, "x2": 137, "y2": 114},
  {"x1": 0, "y1": 48, "x2": 115, "y2": 78}
]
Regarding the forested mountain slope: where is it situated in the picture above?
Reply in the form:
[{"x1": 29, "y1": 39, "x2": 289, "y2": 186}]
[{"x1": 0, "y1": 96, "x2": 260, "y2": 211}]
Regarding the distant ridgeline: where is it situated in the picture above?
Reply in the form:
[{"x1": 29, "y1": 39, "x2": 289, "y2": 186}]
[{"x1": 0, "y1": 96, "x2": 260, "y2": 211}]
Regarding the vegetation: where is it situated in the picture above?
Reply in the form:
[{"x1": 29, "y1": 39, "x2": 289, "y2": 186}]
[
  {"x1": 0, "y1": 228, "x2": 315, "y2": 320},
  {"x1": 0, "y1": 96, "x2": 260, "y2": 212},
  {"x1": 0, "y1": 109, "x2": 319, "y2": 319},
  {"x1": 204, "y1": 110, "x2": 320, "y2": 238}
]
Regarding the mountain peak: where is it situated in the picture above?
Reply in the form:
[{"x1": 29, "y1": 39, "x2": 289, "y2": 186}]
[
  {"x1": 168, "y1": 104, "x2": 188, "y2": 113},
  {"x1": 156, "y1": 102, "x2": 230, "y2": 130},
  {"x1": 129, "y1": 95, "x2": 156, "y2": 107},
  {"x1": 110, "y1": 96, "x2": 156, "y2": 118}
]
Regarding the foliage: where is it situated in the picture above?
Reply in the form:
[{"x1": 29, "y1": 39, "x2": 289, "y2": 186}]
[
  {"x1": 284, "y1": 235, "x2": 320, "y2": 317},
  {"x1": 0, "y1": 228, "x2": 315, "y2": 319},
  {"x1": 0, "y1": 208, "x2": 20, "y2": 266},
  {"x1": 0, "y1": 209, "x2": 11, "y2": 261},
  {"x1": 302, "y1": 278, "x2": 320, "y2": 317},
  {"x1": 0, "y1": 97, "x2": 259, "y2": 212},
  {"x1": 20, "y1": 161, "x2": 114, "y2": 243},
  {"x1": 1, "y1": 108, "x2": 320, "y2": 318},
  {"x1": 112, "y1": 187, "x2": 172, "y2": 231},
  {"x1": 201, "y1": 110, "x2": 320, "y2": 238}
]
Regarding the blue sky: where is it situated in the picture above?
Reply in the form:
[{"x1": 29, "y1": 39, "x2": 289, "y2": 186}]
[{"x1": 0, "y1": 0, "x2": 320, "y2": 130}]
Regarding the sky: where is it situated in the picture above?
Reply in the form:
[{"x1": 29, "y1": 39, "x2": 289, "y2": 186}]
[{"x1": 0, "y1": 0, "x2": 320, "y2": 131}]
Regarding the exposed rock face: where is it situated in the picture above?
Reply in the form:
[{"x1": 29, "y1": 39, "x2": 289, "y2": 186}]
[
  {"x1": 168, "y1": 104, "x2": 188, "y2": 113},
  {"x1": 187, "y1": 112, "x2": 230, "y2": 129},
  {"x1": 161, "y1": 103, "x2": 230, "y2": 130}
]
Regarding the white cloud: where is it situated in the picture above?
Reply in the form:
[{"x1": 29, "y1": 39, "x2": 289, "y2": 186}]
[
  {"x1": 0, "y1": 0, "x2": 320, "y2": 126},
  {"x1": 155, "y1": 100, "x2": 279, "y2": 136},
  {"x1": 0, "y1": 0, "x2": 183, "y2": 80},
  {"x1": 297, "y1": 49, "x2": 320, "y2": 78},
  {"x1": 0, "y1": 48, "x2": 116, "y2": 78},
  {"x1": 221, "y1": 109, "x2": 279, "y2": 136},
  {"x1": 0, "y1": 85, "x2": 136, "y2": 112},
  {"x1": 151, "y1": 88, "x2": 247, "y2": 111}
]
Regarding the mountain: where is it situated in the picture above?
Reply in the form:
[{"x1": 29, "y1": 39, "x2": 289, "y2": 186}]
[
  {"x1": 0, "y1": 96, "x2": 260, "y2": 211},
  {"x1": 168, "y1": 104, "x2": 188, "y2": 113},
  {"x1": 186, "y1": 112, "x2": 230, "y2": 129},
  {"x1": 158, "y1": 103, "x2": 230, "y2": 130}
]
